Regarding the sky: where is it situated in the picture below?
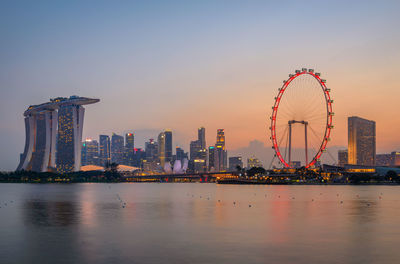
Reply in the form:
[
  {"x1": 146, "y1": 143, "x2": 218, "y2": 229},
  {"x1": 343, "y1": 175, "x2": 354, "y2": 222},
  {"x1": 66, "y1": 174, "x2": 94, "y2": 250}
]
[{"x1": 1, "y1": 0, "x2": 400, "y2": 170}]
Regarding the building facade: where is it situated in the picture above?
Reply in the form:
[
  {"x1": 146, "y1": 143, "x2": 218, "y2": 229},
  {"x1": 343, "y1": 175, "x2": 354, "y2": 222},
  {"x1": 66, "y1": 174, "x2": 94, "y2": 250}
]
[
  {"x1": 124, "y1": 132, "x2": 135, "y2": 166},
  {"x1": 111, "y1": 133, "x2": 124, "y2": 164},
  {"x1": 99, "y1": 135, "x2": 110, "y2": 166},
  {"x1": 229, "y1": 156, "x2": 243, "y2": 171},
  {"x1": 348, "y1": 116, "x2": 376, "y2": 166},
  {"x1": 17, "y1": 96, "x2": 99, "y2": 173},
  {"x1": 164, "y1": 130, "x2": 173, "y2": 163},
  {"x1": 198, "y1": 127, "x2": 206, "y2": 149},
  {"x1": 247, "y1": 156, "x2": 263, "y2": 169},
  {"x1": 81, "y1": 139, "x2": 99, "y2": 166},
  {"x1": 215, "y1": 129, "x2": 227, "y2": 171},
  {"x1": 338, "y1": 149, "x2": 348, "y2": 167}
]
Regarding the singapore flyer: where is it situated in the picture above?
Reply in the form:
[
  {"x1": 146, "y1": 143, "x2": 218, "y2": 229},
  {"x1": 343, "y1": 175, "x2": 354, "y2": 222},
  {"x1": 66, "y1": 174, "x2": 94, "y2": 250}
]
[{"x1": 270, "y1": 68, "x2": 333, "y2": 168}]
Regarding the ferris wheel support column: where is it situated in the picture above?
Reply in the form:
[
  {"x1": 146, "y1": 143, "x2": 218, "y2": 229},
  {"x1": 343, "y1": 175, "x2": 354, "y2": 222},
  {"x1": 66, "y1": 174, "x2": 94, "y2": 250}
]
[
  {"x1": 288, "y1": 122, "x2": 292, "y2": 166},
  {"x1": 305, "y1": 122, "x2": 308, "y2": 166}
]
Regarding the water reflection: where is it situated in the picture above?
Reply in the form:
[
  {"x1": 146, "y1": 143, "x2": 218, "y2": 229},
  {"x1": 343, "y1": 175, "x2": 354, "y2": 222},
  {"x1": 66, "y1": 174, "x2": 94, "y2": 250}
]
[
  {"x1": 24, "y1": 200, "x2": 79, "y2": 227},
  {"x1": 0, "y1": 184, "x2": 398, "y2": 264}
]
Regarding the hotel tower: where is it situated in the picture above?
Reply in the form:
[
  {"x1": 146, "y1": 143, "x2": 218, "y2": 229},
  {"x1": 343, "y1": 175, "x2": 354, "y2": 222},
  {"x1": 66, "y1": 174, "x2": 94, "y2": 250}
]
[{"x1": 17, "y1": 96, "x2": 99, "y2": 173}]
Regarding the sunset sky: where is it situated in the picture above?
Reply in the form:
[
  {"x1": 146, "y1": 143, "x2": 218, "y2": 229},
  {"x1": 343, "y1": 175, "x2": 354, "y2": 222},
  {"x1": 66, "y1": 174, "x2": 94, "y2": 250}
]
[{"x1": 1, "y1": 1, "x2": 400, "y2": 170}]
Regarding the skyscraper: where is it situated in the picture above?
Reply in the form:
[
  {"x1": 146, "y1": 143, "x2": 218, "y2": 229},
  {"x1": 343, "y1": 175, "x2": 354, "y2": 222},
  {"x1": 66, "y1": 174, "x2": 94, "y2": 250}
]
[
  {"x1": 145, "y1": 139, "x2": 158, "y2": 162},
  {"x1": 17, "y1": 96, "x2": 99, "y2": 173},
  {"x1": 348, "y1": 116, "x2": 376, "y2": 166},
  {"x1": 81, "y1": 139, "x2": 99, "y2": 166},
  {"x1": 208, "y1": 146, "x2": 218, "y2": 171},
  {"x1": 99, "y1": 135, "x2": 110, "y2": 166},
  {"x1": 176, "y1": 147, "x2": 187, "y2": 162},
  {"x1": 164, "y1": 130, "x2": 173, "y2": 163},
  {"x1": 215, "y1": 129, "x2": 227, "y2": 171},
  {"x1": 18, "y1": 109, "x2": 58, "y2": 172},
  {"x1": 158, "y1": 132, "x2": 166, "y2": 167},
  {"x1": 124, "y1": 132, "x2": 135, "y2": 166},
  {"x1": 198, "y1": 127, "x2": 206, "y2": 149},
  {"x1": 111, "y1": 133, "x2": 124, "y2": 164},
  {"x1": 190, "y1": 140, "x2": 202, "y2": 160},
  {"x1": 157, "y1": 130, "x2": 172, "y2": 166}
]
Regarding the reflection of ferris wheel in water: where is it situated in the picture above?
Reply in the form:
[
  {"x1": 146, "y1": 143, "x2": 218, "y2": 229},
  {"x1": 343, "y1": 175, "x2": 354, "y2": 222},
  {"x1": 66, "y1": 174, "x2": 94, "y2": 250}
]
[{"x1": 270, "y1": 68, "x2": 333, "y2": 168}]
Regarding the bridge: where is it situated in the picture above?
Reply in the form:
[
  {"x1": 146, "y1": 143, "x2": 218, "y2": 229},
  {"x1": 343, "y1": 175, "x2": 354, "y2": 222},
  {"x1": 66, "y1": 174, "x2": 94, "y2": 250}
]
[{"x1": 122, "y1": 171, "x2": 238, "y2": 182}]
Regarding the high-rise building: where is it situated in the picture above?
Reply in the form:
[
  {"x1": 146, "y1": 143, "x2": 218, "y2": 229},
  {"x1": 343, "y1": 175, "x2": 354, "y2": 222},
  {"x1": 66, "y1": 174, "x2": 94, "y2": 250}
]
[
  {"x1": 158, "y1": 132, "x2": 166, "y2": 167},
  {"x1": 145, "y1": 139, "x2": 158, "y2": 162},
  {"x1": 18, "y1": 109, "x2": 58, "y2": 172},
  {"x1": 208, "y1": 146, "x2": 218, "y2": 171},
  {"x1": 348, "y1": 116, "x2": 376, "y2": 166},
  {"x1": 157, "y1": 130, "x2": 173, "y2": 166},
  {"x1": 176, "y1": 147, "x2": 187, "y2": 162},
  {"x1": 229, "y1": 156, "x2": 243, "y2": 171},
  {"x1": 190, "y1": 140, "x2": 202, "y2": 160},
  {"x1": 99, "y1": 135, "x2": 110, "y2": 166},
  {"x1": 338, "y1": 149, "x2": 348, "y2": 167},
  {"x1": 215, "y1": 129, "x2": 227, "y2": 171},
  {"x1": 164, "y1": 130, "x2": 173, "y2": 163},
  {"x1": 111, "y1": 133, "x2": 124, "y2": 164},
  {"x1": 81, "y1": 139, "x2": 99, "y2": 166},
  {"x1": 132, "y1": 148, "x2": 145, "y2": 167},
  {"x1": 17, "y1": 96, "x2": 99, "y2": 173},
  {"x1": 124, "y1": 132, "x2": 135, "y2": 166},
  {"x1": 198, "y1": 127, "x2": 206, "y2": 149}
]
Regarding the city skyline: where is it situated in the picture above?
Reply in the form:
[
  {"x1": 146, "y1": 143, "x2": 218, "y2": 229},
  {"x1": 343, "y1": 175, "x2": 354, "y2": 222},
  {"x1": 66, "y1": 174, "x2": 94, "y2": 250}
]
[{"x1": 2, "y1": 1, "x2": 400, "y2": 170}]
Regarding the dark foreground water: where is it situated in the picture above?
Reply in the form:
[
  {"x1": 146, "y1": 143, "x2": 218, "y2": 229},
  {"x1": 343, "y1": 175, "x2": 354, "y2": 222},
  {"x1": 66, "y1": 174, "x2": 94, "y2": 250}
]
[{"x1": 0, "y1": 183, "x2": 399, "y2": 264}]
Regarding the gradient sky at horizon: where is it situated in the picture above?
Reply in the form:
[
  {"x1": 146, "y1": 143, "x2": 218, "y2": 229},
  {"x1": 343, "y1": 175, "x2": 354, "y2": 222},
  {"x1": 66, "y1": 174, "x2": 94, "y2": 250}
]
[{"x1": 1, "y1": 1, "x2": 400, "y2": 170}]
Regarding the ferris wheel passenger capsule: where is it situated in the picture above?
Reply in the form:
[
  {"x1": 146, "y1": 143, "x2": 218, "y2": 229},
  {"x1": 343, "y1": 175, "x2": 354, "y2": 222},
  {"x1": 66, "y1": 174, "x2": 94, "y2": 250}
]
[
  {"x1": 321, "y1": 79, "x2": 326, "y2": 83},
  {"x1": 302, "y1": 68, "x2": 307, "y2": 72},
  {"x1": 325, "y1": 88, "x2": 331, "y2": 92},
  {"x1": 295, "y1": 70, "x2": 301, "y2": 73},
  {"x1": 308, "y1": 69, "x2": 314, "y2": 73},
  {"x1": 315, "y1": 72, "x2": 321, "y2": 76}
]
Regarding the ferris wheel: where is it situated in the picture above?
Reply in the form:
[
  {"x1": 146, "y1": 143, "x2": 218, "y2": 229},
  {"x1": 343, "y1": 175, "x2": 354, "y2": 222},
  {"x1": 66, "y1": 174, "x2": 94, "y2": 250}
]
[{"x1": 270, "y1": 68, "x2": 333, "y2": 168}]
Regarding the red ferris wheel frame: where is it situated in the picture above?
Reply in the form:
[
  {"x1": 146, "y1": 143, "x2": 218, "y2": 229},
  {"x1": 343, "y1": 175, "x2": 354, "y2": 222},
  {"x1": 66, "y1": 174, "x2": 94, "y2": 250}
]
[{"x1": 270, "y1": 69, "x2": 333, "y2": 168}]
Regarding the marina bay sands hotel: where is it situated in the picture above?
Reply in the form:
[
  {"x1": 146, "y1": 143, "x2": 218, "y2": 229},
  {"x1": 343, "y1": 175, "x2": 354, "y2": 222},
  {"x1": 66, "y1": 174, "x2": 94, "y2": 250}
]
[{"x1": 17, "y1": 96, "x2": 99, "y2": 173}]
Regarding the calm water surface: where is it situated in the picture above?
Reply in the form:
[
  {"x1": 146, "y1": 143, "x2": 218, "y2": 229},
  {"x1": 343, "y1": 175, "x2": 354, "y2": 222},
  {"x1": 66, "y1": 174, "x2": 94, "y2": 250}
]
[{"x1": 0, "y1": 183, "x2": 399, "y2": 264}]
